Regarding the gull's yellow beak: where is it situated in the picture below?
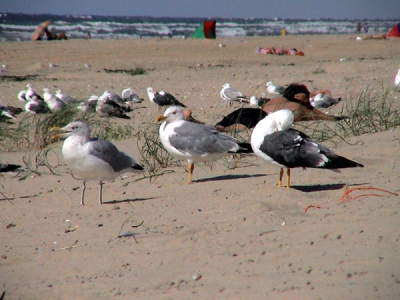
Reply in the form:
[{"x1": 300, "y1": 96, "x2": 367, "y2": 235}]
[
  {"x1": 50, "y1": 126, "x2": 64, "y2": 140},
  {"x1": 156, "y1": 115, "x2": 166, "y2": 122},
  {"x1": 50, "y1": 126, "x2": 61, "y2": 132}
]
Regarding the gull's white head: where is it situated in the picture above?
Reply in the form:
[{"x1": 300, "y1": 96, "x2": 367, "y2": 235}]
[
  {"x1": 222, "y1": 83, "x2": 230, "y2": 89},
  {"x1": 147, "y1": 87, "x2": 155, "y2": 101},
  {"x1": 272, "y1": 109, "x2": 294, "y2": 131},
  {"x1": 156, "y1": 106, "x2": 185, "y2": 122},
  {"x1": 249, "y1": 96, "x2": 258, "y2": 106},
  {"x1": 88, "y1": 95, "x2": 99, "y2": 102},
  {"x1": 51, "y1": 121, "x2": 91, "y2": 139},
  {"x1": 122, "y1": 88, "x2": 133, "y2": 94},
  {"x1": 147, "y1": 87, "x2": 154, "y2": 94}
]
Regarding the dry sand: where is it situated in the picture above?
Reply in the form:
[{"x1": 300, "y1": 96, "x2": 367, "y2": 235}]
[{"x1": 1, "y1": 34, "x2": 400, "y2": 299}]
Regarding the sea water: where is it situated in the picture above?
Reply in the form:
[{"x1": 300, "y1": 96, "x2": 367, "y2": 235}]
[{"x1": 0, "y1": 13, "x2": 396, "y2": 41}]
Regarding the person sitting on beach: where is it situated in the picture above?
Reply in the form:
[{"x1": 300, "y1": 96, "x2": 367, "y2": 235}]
[{"x1": 45, "y1": 26, "x2": 68, "y2": 40}]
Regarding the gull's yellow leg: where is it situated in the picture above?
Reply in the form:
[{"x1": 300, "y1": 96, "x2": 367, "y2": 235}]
[
  {"x1": 286, "y1": 169, "x2": 291, "y2": 188},
  {"x1": 277, "y1": 168, "x2": 284, "y2": 188},
  {"x1": 188, "y1": 162, "x2": 194, "y2": 184}
]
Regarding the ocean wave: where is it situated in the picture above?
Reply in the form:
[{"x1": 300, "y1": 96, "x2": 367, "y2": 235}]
[{"x1": 0, "y1": 13, "x2": 396, "y2": 41}]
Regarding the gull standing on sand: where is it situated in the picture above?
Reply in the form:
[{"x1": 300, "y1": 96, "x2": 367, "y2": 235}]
[
  {"x1": 266, "y1": 81, "x2": 285, "y2": 96},
  {"x1": 51, "y1": 121, "x2": 144, "y2": 205},
  {"x1": 220, "y1": 83, "x2": 248, "y2": 107},
  {"x1": 157, "y1": 106, "x2": 253, "y2": 184},
  {"x1": 251, "y1": 109, "x2": 364, "y2": 188},
  {"x1": 147, "y1": 87, "x2": 186, "y2": 111},
  {"x1": 43, "y1": 88, "x2": 66, "y2": 112}
]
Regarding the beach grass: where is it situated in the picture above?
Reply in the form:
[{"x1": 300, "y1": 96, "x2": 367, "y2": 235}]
[
  {"x1": 1, "y1": 82, "x2": 399, "y2": 173},
  {"x1": 293, "y1": 82, "x2": 400, "y2": 146}
]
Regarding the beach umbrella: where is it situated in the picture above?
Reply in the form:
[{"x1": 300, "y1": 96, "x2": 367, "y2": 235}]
[{"x1": 31, "y1": 20, "x2": 51, "y2": 40}]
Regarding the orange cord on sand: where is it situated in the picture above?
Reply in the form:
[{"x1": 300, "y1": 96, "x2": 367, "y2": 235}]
[
  {"x1": 339, "y1": 185, "x2": 398, "y2": 204},
  {"x1": 304, "y1": 205, "x2": 322, "y2": 213}
]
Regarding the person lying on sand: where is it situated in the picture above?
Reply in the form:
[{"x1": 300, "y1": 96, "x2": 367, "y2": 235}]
[
  {"x1": 261, "y1": 83, "x2": 345, "y2": 122},
  {"x1": 353, "y1": 34, "x2": 387, "y2": 40},
  {"x1": 185, "y1": 83, "x2": 346, "y2": 133},
  {"x1": 363, "y1": 34, "x2": 387, "y2": 40},
  {"x1": 257, "y1": 47, "x2": 304, "y2": 56}
]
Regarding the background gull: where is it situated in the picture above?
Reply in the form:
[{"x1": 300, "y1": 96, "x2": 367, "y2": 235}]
[
  {"x1": 266, "y1": 81, "x2": 286, "y2": 96},
  {"x1": 147, "y1": 87, "x2": 186, "y2": 111},
  {"x1": 157, "y1": 106, "x2": 252, "y2": 184},
  {"x1": 96, "y1": 94, "x2": 130, "y2": 119},
  {"x1": 17, "y1": 89, "x2": 27, "y2": 102},
  {"x1": 24, "y1": 95, "x2": 51, "y2": 114},
  {"x1": 51, "y1": 121, "x2": 143, "y2": 205},
  {"x1": 310, "y1": 93, "x2": 342, "y2": 109},
  {"x1": 102, "y1": 90, "x2": 123, "y2": 104},
  {"x1": 56, "y1": 89, "x2": 78, "y2": 105},
  {"x1": 77, "y1": 101, "x2": 94, "y2": 113},
  {"x1": 43, "y1": 88, "x2": 66, "y2": 112},
  {"x1": 122, "y1": 88, "x2": 142, "y2": 103},
  {"x1": 87, "y1": 95, "x2": 99, "y2": 108},
  {"x1": 0, "y1": 103, "x2": 23, "y2": 122},
  {"x1": 26, "y1": 84, "x2": 44, "y2": 101},
  {"x1": 220, "y1": 83, "x2": 248, "y2": 107},
  {"x1": 395, "y1": 68, "x2": 400, "y2": 86},
  {"x1": 251, "y1": 109, "x2": 364, "y2": 188},
  {"x1": 100, "y1": 90, "x2": 131, "y2": 112},
  {"x1": 249, "y1": 95, "x2": 271, "y2": 108}
]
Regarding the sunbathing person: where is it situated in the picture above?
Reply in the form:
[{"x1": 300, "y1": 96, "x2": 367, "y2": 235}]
[{"x1": 261, "y1": 83, "x2": 346, "y2": 122}]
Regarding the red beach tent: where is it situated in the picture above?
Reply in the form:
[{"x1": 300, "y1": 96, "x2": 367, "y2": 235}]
[
  {"x1": 193, "y1": 21, "x2": 216, "y2": 39},
  {"x1": 387, "y1": 23, "x2": 400, "y2": 38}
]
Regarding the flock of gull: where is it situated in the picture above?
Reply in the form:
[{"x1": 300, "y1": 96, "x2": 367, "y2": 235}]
[
  {"x1": 2, "y1": 84, "x2": 143, "y2": 120},
  {"x1": 2, "y1": 81, "x2": 365, "y2": 205}
]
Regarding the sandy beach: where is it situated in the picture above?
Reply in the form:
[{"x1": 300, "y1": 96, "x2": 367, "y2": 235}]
[{"x1": 1, "y1": 34, "x2": 400, "y2": 299}]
